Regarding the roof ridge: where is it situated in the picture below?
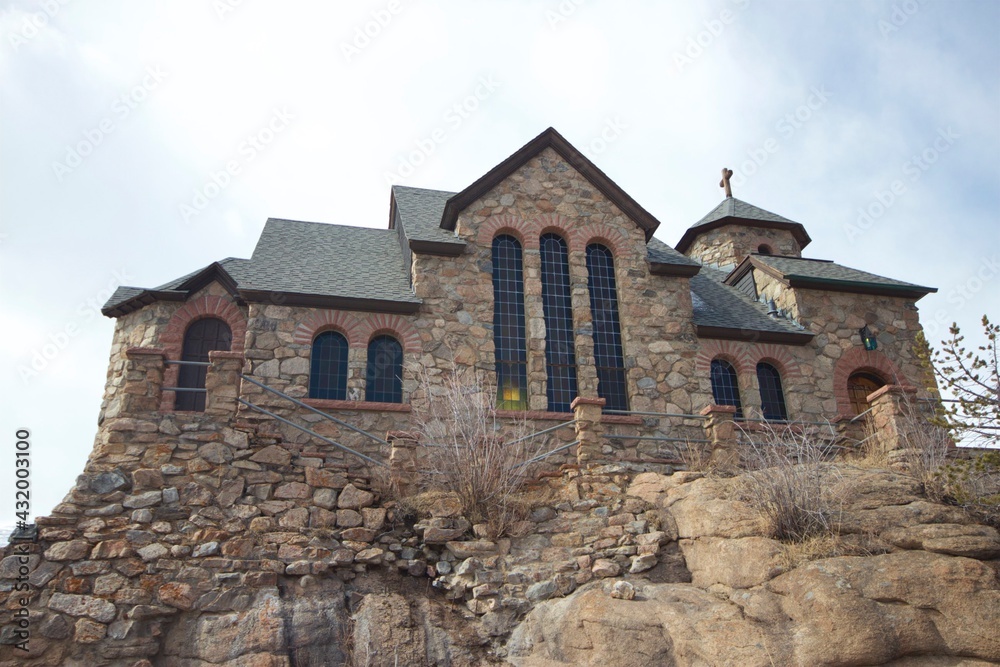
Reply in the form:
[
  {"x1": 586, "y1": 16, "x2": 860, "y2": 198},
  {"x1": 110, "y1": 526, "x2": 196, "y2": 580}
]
[
  {"x1": 392, "y1": 185, "x2": 458, "y2": 196},
  {"x1": 264, "y1": 217, "x2": 395, "y2": 232}
]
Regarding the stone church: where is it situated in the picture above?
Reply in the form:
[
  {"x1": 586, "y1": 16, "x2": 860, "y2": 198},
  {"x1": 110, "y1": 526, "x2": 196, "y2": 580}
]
[{"x1": 100, "y1": 127, "x2": 937, "y2": 463}]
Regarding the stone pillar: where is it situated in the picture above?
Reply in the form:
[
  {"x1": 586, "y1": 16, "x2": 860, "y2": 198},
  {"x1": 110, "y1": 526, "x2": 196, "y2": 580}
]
[
  {"x1": 572, "y1": 397, "x2": 606, "y2": 467},
  {"x1": 700, "y1": 404, "x2": 738, "y2": 468},
  {"x1": 866, "y1": 384, "x2": 919, "y2": 453},
  {"x1": 120, "y1": 347, "x2": 166, "y2": 415},
  {"x1": 205, "y1": 351, "x2": 244, "y2": 418},
  {"x1": 387, "y1": 431, "x2": 420, "y2": 498}
]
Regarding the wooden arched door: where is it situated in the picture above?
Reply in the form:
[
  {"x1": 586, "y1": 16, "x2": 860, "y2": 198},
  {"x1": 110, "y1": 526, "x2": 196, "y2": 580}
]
[
  {"x1": 175, "y1": 318, "x2": 232, "y2": 411},
  {"x1": 847, "y1": 372, "x2": 885, "y2": 415}
]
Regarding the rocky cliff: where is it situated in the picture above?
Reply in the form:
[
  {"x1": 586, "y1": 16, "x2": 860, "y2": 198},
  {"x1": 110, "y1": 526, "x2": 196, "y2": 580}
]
[{"x1": 1, "y1": 414, "x2": 998, "y2": 666}]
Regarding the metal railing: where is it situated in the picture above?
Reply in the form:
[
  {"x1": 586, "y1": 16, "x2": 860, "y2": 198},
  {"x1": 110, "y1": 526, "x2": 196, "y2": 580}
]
[
  {"x1": 163, "y1": 359, "x2": 212, "y2": 393},
  {"x1": 240, "y1": 374, "x2": 389, "y2": 446},
  {"x1": 237, "y1": 374, "x2": 389, "y2": 468}
]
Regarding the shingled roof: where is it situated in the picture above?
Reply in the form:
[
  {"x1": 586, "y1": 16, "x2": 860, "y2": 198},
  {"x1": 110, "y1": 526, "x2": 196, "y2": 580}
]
[
  {"x1": 676, "y1": 197, "x2": 812, "y2": 253},
  {"x1": 691, "y1": 267, "x2": 813, "y2": 344},
  {"x1": 390, "y1": 185, "x2": 465, "y2": 255},
  {"x1": 102, "y1": 219, "x2": 420, "y2": 317},
  {"x1": 730, "y1": 255, "x2": 937, "y2": 299}
]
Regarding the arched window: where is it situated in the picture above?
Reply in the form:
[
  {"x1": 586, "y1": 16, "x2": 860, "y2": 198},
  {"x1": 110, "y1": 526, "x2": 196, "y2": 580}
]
[
  {"x1": 540, "y1": 233, "x2": 578, "y2": 412},
  {"x1": 757, "y1": 244, "x2": 773, "y2": 255},
  {"x1": 586, "y1": 244, "x2": 628, "y2": 411},
  {"x1": 710, "y1": 359, "x2": 743, "y2": 419},
  {"x1": 492, "y1": 235, "x2": 528, "y2": 410},
  {"x1": 176, "y1": 317, "x2": 232, "y2": 411},
  {"x1": 848, "y1": 372, "x2": 885, "y2": 415},
  {"x1": 756, "y1": 362, "x2": 787, "y2": 422},
  {"x1": 366, "y1": 335, "x2": 403, "y2": 403},
  {"x1": 309, "y1": 331, "x2": 349, "y2": 400}
]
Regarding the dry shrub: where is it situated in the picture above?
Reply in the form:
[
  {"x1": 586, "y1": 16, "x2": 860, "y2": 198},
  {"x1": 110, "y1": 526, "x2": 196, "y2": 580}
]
[
  {"x1": 412, "y1": 367, "x2": 548, "y2": 538},
  {"x1": 779, "y1": 532, "x2": 891, "y2": 569},
  {"x1": 738, "y1": 420, "x2": 847, "y2": 543}
]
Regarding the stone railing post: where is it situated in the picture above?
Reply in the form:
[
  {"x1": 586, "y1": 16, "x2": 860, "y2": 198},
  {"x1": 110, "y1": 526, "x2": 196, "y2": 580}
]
[
  {"x1": 867, "y1": 384, "x2": 919, "y2": 453},
  {"x1": 571, "y1": 397, "x2": 606, "y2": 467},
  {"x1": 387, "y1": 431, "x2": 420, "y2": 498},
  {"x1": 700, "y1": 404, "x2": 738, "y2": 468},
  {"x1": 120, "y1": 347, "x2": 166, "y2": 415},
  {"x1": 205, "y1": 351, "x2": 244, "y2": 418}
]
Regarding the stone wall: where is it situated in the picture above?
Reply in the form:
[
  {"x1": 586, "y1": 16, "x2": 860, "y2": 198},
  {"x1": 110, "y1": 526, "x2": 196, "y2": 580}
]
[
  {"x1": 0, "y1": 388, "x2": 679, "y2": 665},
  {"x1": 684, "y1": 224, "x2": 802, "y2": 270}
]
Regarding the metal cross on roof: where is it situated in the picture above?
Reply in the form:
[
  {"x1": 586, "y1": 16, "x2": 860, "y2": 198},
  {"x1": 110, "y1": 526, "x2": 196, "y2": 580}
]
[{"x1": 720, "y1": 167, "x2": 734, "y2": 198}]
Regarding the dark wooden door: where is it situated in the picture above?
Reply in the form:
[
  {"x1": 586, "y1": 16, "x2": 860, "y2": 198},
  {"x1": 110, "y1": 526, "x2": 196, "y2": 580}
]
[
  {"x1": 848, "y1": 373, "x2": 884, "y2": 415},
  {"x1": 175, "y1": 318, "x2": 232, "y2": 411}
]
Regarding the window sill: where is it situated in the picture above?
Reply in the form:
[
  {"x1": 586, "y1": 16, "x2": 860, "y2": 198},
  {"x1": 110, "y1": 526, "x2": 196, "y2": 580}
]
[
  {"x1": 303, "y1": 398, "x2": 411, "y2": 413},
  {"x1": 494, "y1": 409, "x2": 642, "y2": 425}
]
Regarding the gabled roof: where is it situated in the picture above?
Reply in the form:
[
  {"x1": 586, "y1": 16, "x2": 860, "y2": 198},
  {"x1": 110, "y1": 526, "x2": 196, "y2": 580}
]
[
  {"x1": 691, "y1": 268, "x2": 813, "y2": 345},
  {"x1": 647, "y1": 237, "x2": 701, "y2": 276},
  {"x1": 727, "y1": 255, "x2": 937, "y2": 299},
  {"x1": 676, "y1": 197, "x2": 812, "y2": 253},
  {"x1": 440, "y1": 127, "x2": 663, "y2": 241},
  {"x1": 240, "y1": 218, "x2": 420, "y2": 307},
  {"x1": 102, "y1": 220, "x2": 421, "y2": 317},
  {"x1": 390, "y1": 185, "x2": 465, "y2": 256},
  {"x1": 103, "y1": 258, "x2": 250, "y2": 317}
]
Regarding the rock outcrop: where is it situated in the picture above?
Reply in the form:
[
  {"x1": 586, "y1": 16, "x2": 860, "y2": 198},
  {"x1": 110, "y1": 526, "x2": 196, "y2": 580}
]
[
  {"x1": 3, "y1": 457, "x2": 998, "y2": 666},
  {"x1": 508, "y1": 466, "x2": 1000, "y2": 667}
]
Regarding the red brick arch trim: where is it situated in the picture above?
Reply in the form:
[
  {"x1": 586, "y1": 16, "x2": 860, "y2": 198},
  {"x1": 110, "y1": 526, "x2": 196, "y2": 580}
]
[
  {"x1": 355, "y1": 313, "x2": 421, "y2": 352},
  {"x1": 752, "y1": 344, "x2": 802, "y2": 379},
  {"x1": 476, "y1": 215, "x2": 539, "y2": 250},
  {"x1": 160, "y1": 295, "x2": 247, "y2": 356},
  {"x1": 573, "y1": 222, "x2": 633, "y2": 259},
  {"x1": 833, "y1": 347, "x2": 902, "y2": 415},
  {"x1": 695, "y1": 340, "x2": 755, "y2": 377},
  {"x1": 535, "y1": 214, "x2": 573, "y2": 247},
  {"x1": 158, "y1": 294, "x2": 248, "y2": 411},
  {"x1": 292, "y1": 311, "x2": 365, "y2": 347}
]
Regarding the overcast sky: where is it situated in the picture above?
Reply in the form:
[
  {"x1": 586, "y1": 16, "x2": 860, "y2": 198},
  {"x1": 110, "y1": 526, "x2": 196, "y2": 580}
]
[{"x1": 1, "y1": 0, "x2": 998, "y2": 528}]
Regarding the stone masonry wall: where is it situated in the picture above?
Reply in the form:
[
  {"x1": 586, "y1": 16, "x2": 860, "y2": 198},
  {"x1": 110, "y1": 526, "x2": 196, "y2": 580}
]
[
  {"x1": 0, "y1": 392, "x2": 678, "y2": 666},
  {"x1": 685, "y1": 224, "x2": 802, "y2": 270}
]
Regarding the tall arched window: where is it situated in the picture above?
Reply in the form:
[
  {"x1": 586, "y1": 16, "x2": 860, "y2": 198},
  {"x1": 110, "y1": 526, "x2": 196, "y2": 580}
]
[
  {"x1": 847, "y1": 372, "x2": 885, "y2": 415},
  {"x1": 310, "y1": 331, "x2": 349, "y2": 400},
  {"x1": 540, "y1": 233, "x2": 578, "y2": 412},
  {"x1": 492, "y1": 235, "x2": 528, "y2": 410},
  {"x1": 710, "y1": 359, "x2": 743, "y2": 419},
  {"x1": 176, "y1": 317, "x2": 232, "y2": 411},
  {"x1": 586, "y1": 244, "x2": 628, "y2": 411},
  {"x1": 756, "y1": 362, "x2": 787, "y2": 422},
  {"x1": 366, "y1": 335, "x2": 403, "y2": 403}
]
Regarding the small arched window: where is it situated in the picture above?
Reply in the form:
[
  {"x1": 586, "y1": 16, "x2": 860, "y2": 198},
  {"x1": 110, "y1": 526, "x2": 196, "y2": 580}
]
[
  {"x1": 756, "y1": 362, "x2": 787, "y2": 422},
  {"x1": 848, "y1": 372, "x2": 885, "y2": 415},
  {"x1": 176, "y1": 317, "x2": 232, "y2": 411},
  {"x1": 757, "y1": 244, "x2": 773, "y2": 255},
  {"x1": 540, "y1": 233, "x2": 578, "y2": 412},
  {"x1": 710, "y1": 359, "x2": 743, "y2": 419},
  {"x1": 366, "y1": 335, "x2": 403, "y2": 403},
  {"x1": 310, "y1": 331, "x2": 349, "y2": 400},
  {"x1": 586, "y1": 243, "x2": 628, "y2": 411},
  {"x1": 492, "y1": 235, "x2": 528, "y2": 410}
]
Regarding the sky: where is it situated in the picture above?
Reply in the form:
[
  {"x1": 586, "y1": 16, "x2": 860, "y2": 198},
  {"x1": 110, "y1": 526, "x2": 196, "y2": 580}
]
[{"x1": 1, "y1": 0, "x2": 998, "y2": 529}]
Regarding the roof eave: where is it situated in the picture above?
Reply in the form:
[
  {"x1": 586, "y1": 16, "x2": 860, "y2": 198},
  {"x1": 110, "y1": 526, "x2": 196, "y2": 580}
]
[
  {"x1": 784, "y1": 276, "x2": 937, "y2": 299},
  {"x1": 239, "y1": 289, "x2": 422, "y2": 314},
  {"x1": 440, "y1": 127, "x2": 661, "y2": 241},
  {"x1": 695, "y1": 324, "x2": 814, "y2": 346},
  {"x1": 102, "y1": 289, "x2": 189, "y2": 318},
  {"x1": 649, "y1": 262, "x2": 700, "y2": 277},
  {"x1": 409, "y1": 239, "x2": 466, "y2": 257},
  {"x1": 175, "y1": 261, "x2": 242, "y2": 298},
  {"x1": 676, "y1": 217, "x2": 812, "y2": 254}
]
